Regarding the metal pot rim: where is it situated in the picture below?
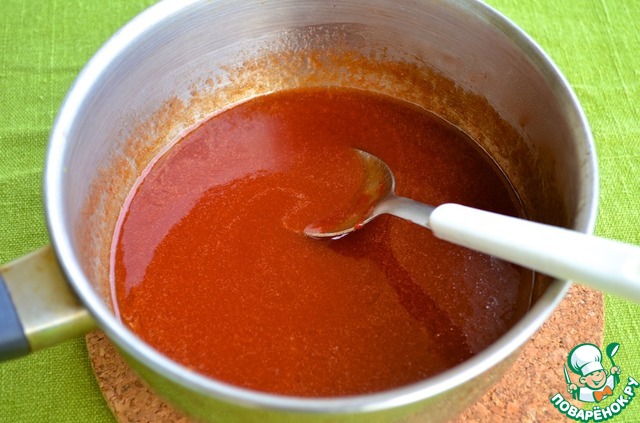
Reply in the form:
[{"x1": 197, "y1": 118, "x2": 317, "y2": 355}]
[{"x1": 43, "y1": 0, "x2": 597, "y2": 414}]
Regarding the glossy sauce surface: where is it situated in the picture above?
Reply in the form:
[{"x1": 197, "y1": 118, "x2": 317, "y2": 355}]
[{"x1": 112, "y1": 87, "x2": 532, "y2": 397}]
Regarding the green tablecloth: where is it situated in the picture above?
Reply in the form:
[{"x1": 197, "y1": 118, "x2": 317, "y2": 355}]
[{"x1": 1, "y1": 0, "x2": 638, "y2": 421}]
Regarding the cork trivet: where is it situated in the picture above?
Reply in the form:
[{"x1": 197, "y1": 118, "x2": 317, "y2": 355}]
[{"x1": 86, "y1": 285, "x2": 603, "y2": 423}]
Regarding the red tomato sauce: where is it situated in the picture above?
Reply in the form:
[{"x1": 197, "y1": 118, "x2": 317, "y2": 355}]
[{"x1": 112, "y1": 87, "x2": 532, "y2": 397}]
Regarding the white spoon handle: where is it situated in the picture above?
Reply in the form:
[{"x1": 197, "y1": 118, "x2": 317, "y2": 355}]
[{"x1": 426, "y1": 203, "x2": 640, "y2": 302}]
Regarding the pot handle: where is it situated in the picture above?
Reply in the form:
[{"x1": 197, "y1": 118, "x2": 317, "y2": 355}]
[{"x1": 0, "y1": 246, "x2": 96, "y2": 360}]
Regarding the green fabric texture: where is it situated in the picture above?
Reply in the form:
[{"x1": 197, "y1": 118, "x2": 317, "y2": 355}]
[{"x1": 0, "y1": 0, "x2": 638, "y2": 421}]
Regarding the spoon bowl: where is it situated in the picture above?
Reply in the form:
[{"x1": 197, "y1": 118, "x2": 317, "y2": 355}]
[{"x1": 304, "y1": 149, "x2": 436, "y2": 238}]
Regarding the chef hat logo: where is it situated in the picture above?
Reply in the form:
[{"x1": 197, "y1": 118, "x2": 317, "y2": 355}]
[{"x1": 568, "y1": 343, "x2": 604, "y2": 377}]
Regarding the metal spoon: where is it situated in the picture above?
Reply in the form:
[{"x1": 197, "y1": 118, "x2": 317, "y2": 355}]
[{"x1": 305, "y1": 149, "x2": 640, "y2": 303}]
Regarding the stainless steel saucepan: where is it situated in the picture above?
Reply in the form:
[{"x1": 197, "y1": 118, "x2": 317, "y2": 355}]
[{"x1": 0, "y1": 1, "x2": 596, "y2": 421}]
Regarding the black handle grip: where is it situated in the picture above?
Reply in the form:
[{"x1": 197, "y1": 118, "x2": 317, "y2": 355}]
[{"x1": 0, "y1": 273, "x2": 30, "y2": 360}]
